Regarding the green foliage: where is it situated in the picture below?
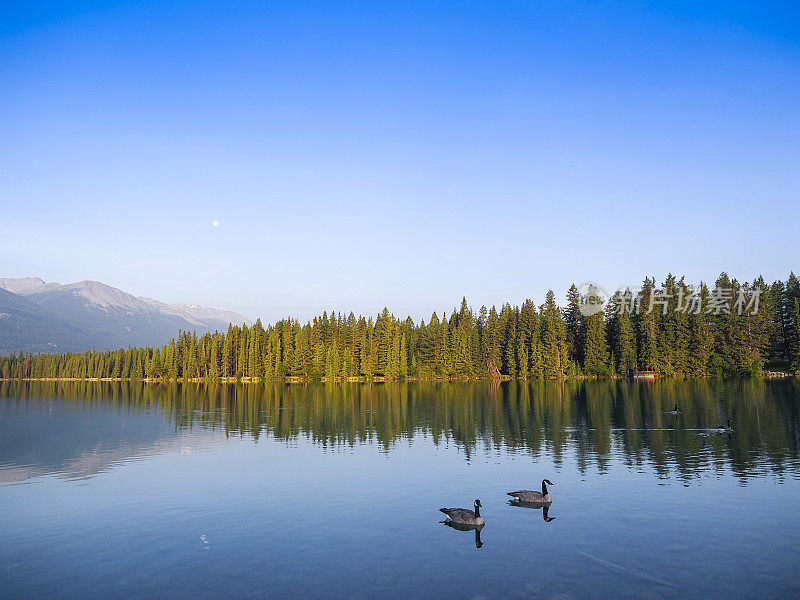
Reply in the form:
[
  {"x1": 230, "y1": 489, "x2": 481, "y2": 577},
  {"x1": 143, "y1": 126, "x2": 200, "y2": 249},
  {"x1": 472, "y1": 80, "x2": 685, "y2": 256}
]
[
  {"x1": 583, "y1": 310, "x2": 610, "y2": 377},
  {"x1": 2, "y1": 271, "x2": 798, "y2": 382}
]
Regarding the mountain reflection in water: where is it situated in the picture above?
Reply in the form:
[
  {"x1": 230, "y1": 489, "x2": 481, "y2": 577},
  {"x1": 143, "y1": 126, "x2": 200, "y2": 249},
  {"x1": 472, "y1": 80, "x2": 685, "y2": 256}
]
[
  {"x1": 2, "y1": 379, "x2": 800, "y2": 600},
  {"x1": 2, "y1": 378, "x2": 799, "y2": 484}
]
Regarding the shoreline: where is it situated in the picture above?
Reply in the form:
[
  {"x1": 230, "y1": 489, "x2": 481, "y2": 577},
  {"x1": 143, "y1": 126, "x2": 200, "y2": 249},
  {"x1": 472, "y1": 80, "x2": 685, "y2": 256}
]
[{"x1": 0, "y1": 372, "x2": 795, "y2": 384}]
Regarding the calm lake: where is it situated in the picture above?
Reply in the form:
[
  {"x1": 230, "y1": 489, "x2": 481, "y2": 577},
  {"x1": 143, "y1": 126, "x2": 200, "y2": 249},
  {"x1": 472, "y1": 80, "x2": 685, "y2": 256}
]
[{"x1": 2, "y1": 379, "x2": 800, "y2": 599}]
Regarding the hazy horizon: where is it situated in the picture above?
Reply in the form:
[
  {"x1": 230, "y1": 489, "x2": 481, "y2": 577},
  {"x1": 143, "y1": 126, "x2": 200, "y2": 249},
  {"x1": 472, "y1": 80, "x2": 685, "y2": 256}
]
[
  {"x1": 2, "y1": 1, "x2": 799, "y2": 323},
  {"x1": 0, "y1": 270, "x2": 793, "y2": 325}
]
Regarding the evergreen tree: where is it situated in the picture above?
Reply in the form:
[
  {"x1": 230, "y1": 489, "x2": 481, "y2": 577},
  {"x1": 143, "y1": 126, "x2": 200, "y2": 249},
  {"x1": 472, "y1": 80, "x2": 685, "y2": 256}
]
[
  {"x1": 564, "y1": 284, "x2": 584, "y2": 368},
  {"x1": 541, "y1": 291, "x2": 569, "y2": 378},
  {"x1": 583, "y1": 292, "x2": 610, "y2": 377},
  {"x1": 636, "y1": 277, "x2": 660, "y2": 371},
  {"x1": 3, "y1": 272, "x2": 797, "y2": 383}
]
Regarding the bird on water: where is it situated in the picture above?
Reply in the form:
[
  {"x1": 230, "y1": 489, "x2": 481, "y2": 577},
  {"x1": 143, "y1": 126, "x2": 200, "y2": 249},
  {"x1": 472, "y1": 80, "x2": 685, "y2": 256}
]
[
  {"x1": 715, "y1": 418, "x2": 732, "y2": 434},
  {"x1": 507, "y1": 479, "x2": 554, "y2": 504},
  {"x1": 439, "y1": 499, "x2": 485, "y2": 526}
]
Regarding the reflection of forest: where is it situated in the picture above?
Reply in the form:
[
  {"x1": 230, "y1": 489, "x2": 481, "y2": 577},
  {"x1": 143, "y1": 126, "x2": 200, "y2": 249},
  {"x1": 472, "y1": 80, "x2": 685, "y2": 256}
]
[{"x1": 3, "y1": 379, "x2": 799, "y2": 480}]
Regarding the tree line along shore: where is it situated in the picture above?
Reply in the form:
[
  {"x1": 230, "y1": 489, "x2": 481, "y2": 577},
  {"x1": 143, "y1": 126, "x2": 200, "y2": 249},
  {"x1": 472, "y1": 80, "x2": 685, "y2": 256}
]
[{"x1": 2, "y1": 272, "x2": 799, "y2": 382}]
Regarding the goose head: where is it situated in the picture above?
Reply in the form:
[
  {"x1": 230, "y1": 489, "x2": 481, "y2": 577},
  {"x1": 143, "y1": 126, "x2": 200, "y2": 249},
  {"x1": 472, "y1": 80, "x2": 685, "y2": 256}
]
[{"x1": 473, "y1": 499, "x2": 483, "y2": 519}]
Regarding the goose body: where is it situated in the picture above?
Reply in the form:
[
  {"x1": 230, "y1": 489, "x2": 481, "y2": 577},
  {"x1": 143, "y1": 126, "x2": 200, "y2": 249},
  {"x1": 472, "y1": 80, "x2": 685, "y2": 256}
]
[
  {"x1": 668, "y1": 404, "x2": 680, "y2": 416},
  {"x1": 715, "y1": 418, "x2": 732, "y2": 433},
  {"x1": 507, "y1": 479, "x2": 553, "y2": 504},
  {"x1": 439, "y1": 500, "x2": 484, "y2": 526}
]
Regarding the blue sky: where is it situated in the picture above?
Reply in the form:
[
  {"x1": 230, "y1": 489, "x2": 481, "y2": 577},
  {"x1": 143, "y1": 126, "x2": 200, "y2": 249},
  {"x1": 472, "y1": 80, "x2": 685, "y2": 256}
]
[{"x1": 1, "y1": 1, "x2": 798, "y2": 322}]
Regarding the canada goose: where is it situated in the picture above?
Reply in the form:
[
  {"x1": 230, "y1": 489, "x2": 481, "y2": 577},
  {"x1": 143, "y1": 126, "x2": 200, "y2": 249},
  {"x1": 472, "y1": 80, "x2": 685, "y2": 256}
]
[
  {"x1": 715, "y1": 418, "x2": 732, "y2": 433},
  {"x1": 507, "y1": 479, "x2": 554, "y2": 503},
  {"x1": 439, "y1": 499, "x2": 485, "y2": 526},
  {"x1": 668, "y1": 403, "x2": 680, "y2": 415}
]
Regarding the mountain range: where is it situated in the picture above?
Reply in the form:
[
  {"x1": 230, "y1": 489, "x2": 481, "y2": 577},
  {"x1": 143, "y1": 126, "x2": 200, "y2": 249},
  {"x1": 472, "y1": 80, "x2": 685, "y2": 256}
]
[{"x1": 0, "y1": 277, "x2": 251, "y2": 355}]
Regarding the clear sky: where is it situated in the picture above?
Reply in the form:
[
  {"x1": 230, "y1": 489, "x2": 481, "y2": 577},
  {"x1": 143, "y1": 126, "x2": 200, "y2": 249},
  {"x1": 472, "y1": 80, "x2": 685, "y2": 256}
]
[{"x1": 2, "y1": 1, "x2": 798, "y2": 322}]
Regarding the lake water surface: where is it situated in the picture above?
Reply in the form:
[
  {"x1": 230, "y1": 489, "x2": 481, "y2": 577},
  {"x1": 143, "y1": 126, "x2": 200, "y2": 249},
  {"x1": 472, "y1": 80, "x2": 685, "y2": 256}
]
[{"x1": 2, "y1": 379, "x2": 800, "y2": 599}]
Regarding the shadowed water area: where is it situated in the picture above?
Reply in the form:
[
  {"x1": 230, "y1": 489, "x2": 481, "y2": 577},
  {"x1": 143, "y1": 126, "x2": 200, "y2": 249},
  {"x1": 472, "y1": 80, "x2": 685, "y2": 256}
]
[{"x1": 2, "y1": 379, "x2": 800, "y2": 599}]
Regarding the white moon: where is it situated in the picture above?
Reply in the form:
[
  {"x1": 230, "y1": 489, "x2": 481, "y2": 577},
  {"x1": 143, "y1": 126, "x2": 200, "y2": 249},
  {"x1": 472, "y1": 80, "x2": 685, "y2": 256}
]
[{"x1": 212, "y1": 220, "x2": 220, "y2": 227}]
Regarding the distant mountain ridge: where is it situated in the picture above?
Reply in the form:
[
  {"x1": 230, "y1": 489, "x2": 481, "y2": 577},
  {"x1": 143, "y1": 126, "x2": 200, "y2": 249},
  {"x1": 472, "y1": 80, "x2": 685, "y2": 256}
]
[{"x1": 0, "y1": 277, "x2": 251, "y2": 355}]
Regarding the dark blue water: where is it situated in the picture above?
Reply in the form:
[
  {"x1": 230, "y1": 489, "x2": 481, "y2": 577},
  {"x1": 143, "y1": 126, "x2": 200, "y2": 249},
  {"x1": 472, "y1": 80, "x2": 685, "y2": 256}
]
[{"x1": 2, "y1": 380, "x2": 800, "y2": 599}]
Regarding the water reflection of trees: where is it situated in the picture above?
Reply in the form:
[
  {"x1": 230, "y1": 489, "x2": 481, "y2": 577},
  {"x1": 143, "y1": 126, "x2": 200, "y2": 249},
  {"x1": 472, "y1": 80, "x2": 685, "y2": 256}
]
[{"x1": 2, "y1": 379, "x2": 799, "y2": 480}]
